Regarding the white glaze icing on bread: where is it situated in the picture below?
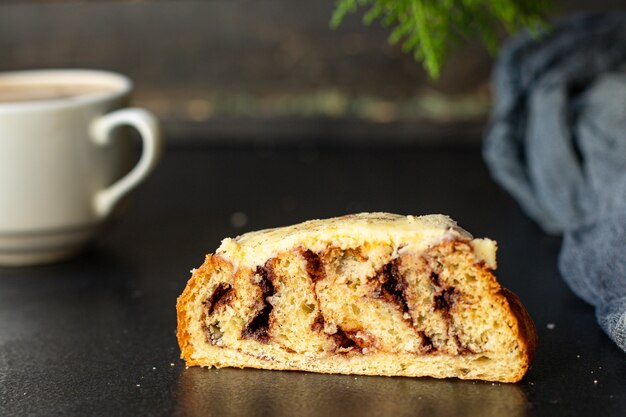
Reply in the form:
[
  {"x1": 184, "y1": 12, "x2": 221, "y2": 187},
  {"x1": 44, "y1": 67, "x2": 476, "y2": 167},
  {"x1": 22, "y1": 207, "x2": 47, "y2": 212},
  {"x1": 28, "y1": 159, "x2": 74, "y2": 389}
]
[{"x1": 177, "y1": 213, "x2": 536, "y2": 382}]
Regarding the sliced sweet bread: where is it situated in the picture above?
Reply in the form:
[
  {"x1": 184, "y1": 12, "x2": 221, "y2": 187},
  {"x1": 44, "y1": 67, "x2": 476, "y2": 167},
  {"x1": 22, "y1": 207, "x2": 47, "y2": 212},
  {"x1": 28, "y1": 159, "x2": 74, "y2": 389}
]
[{"x1": 177, "y1": 213, "x2": 536, "y2": 382}]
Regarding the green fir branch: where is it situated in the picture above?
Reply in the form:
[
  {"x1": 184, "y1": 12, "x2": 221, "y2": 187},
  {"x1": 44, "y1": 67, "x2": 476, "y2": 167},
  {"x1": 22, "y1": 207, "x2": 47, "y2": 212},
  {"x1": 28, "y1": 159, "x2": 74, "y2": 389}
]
[{"x1": 331, "y1": 0, "x2": 551, "y2": 79}]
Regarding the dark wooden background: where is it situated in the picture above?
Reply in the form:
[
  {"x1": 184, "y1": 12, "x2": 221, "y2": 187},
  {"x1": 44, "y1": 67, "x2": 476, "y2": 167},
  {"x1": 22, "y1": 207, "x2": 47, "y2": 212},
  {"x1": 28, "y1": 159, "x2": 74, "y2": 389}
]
[{"x1": 0, "y1": 0, "x2": 621, "y2": 143}]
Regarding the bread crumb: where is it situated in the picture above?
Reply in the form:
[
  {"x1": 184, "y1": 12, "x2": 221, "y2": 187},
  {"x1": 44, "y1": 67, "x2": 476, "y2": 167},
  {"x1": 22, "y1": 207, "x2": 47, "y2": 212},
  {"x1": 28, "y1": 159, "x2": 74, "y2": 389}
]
[
  {"x1": 593, "y1": 380, "x2": 598, "y2": 384},
  {"x1": 170, "y1": 363, "x2": 175, "y2": 367},
  {"x1": 546, "y1": 323, "x2": 555, "y2": 330},
  {"x1": 136, "y1": 384, "x2": 141, "y2": 387},
  {"x1": 230, "y1": 212, "x2": 248, "y2": 228}
]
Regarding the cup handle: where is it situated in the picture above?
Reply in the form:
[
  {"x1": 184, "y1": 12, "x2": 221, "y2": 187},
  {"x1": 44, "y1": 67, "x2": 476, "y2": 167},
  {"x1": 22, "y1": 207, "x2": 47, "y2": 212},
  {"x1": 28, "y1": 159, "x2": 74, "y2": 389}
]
[{"x1": 90, "y1": 108, "x2": 163, "y2": 218}]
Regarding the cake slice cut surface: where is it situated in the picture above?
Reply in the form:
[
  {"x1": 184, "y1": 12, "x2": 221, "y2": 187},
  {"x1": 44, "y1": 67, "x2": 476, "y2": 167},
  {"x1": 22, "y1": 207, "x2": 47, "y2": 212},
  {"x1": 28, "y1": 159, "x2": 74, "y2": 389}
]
[{"x1": 177, "y1": 213, "x2": 536, "y2": 382}]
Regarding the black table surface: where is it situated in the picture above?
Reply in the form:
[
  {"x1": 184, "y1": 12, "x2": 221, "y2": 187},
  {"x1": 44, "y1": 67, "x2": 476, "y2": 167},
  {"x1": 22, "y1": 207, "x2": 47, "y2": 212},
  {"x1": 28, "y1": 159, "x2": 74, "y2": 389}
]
[{"x1": 1, "y1": 143, "x2": 625, "y2": 417}]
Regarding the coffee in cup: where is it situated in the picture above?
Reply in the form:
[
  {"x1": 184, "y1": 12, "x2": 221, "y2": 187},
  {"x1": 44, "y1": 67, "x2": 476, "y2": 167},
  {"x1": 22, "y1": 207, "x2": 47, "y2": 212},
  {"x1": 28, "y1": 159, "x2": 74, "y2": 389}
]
[
  {"x1": 0, "y1": 69, "x2": 163, "y2": 266},
  {"x1": 0, "y1": 83, "x2": 116, "y2": 103}
]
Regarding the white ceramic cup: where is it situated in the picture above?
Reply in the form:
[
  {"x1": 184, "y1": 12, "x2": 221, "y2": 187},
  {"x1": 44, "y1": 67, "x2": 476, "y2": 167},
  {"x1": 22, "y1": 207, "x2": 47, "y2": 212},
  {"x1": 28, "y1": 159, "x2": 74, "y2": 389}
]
[{"x1": 0, "y1": 69, "x2": 163, "y2": 266}]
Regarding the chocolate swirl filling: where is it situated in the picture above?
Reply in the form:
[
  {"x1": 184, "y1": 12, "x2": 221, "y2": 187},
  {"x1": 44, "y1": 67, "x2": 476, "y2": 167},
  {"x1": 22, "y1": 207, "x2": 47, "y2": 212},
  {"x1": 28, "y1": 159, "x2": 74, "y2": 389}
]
[{"x1": 242, "y1": 262, "x2": 276, "y2": 343}]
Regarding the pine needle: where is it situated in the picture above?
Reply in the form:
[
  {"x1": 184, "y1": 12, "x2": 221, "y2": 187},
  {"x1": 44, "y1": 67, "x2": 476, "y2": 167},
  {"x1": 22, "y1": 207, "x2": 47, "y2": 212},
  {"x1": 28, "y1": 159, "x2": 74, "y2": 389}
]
[{"x1": 331, "y1": 0, "x2": 551, "y2": 79}]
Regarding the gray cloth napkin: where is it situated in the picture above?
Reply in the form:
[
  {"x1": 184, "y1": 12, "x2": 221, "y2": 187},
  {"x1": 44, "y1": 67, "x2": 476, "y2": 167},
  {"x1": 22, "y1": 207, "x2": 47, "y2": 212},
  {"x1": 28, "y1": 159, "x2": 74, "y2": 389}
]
[{"x1": 484, "y1": 13, "x2": 626, "y2": 353}]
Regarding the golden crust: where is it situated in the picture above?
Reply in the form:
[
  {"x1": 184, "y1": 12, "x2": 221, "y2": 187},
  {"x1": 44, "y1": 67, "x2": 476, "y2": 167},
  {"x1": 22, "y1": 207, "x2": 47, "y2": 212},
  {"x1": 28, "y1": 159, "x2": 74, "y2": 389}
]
[
  {"x1": 497, "y1": 288, "x2": 538, "y2": 382},
  {"x1": 177, "y1": 255, "x2": 233, "y2": 364}
]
